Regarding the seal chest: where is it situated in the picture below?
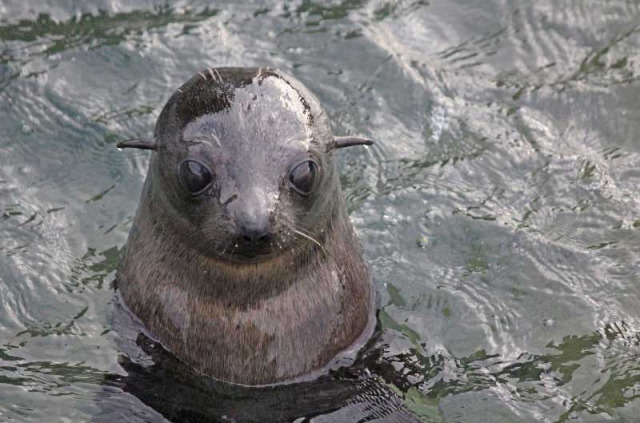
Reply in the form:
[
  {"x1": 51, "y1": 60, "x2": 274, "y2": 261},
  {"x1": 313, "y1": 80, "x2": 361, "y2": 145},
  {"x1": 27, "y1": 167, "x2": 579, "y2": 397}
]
[{"x1": 116, "y1": 67, "x2": 374, "y2": 385}]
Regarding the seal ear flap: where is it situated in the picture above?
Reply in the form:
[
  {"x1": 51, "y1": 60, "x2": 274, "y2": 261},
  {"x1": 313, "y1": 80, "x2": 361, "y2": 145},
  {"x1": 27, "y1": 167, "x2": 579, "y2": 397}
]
[
  {"x1": 116, "y1": 138, "x2": 157, "y2": 151},
  {"x1": 328, "y1": 136, "x2": 374, "y2": 151}
]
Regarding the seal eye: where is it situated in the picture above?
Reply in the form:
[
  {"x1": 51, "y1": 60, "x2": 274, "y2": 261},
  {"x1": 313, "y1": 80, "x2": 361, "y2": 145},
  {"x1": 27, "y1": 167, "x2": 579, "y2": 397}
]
[
  {"x1": 289, "y1": 160, "x2": 318, "y2": 196},
  {"x1": 180, "y1": 160, "x2": 213, "y2": 195}
]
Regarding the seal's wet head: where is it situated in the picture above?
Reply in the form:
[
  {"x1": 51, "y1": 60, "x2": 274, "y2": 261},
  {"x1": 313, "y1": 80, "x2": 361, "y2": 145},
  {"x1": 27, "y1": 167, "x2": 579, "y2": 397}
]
[
  {"x1": 117, "y1": 68, "x2": 373, "y2": 264},
  {"x1": 152, "y1": 68, "x2": 334, "y2": 262}
]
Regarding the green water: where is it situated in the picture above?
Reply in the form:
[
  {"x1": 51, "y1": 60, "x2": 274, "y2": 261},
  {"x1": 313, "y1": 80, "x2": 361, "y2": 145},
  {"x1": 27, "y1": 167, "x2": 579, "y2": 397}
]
[{"x1": 1, "y1": 1, "x2": 640, "y2": 422}]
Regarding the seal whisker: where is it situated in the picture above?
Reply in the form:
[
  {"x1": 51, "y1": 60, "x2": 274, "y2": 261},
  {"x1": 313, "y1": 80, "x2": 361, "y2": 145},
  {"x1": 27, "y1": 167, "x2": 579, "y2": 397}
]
[
  {"x1": 220, "y1": 237, "x2": 235, "y2": 255},
  {"x1": 279, "y1": 216, "x2": 319, "y2": 237},
  {"x1": 288, "y1": 223, "x2": 316, "y2": 239},
  {"x1": 293, "y1": 221, "x2": 318, "y2": 233},
  {"x1": 291, "y1": 229, "x2": 327, "y2": 255},
  {"x1": 214, "y1": 68, "x2": 224, "y2": 83},
  {"x1": 211, "y1": 132, "x2": 222, "y2": 147}
]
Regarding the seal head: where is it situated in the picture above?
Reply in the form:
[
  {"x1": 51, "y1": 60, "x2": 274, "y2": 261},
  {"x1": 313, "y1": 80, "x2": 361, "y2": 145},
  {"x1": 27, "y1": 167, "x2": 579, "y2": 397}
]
[{"x1": 117, "y1": 67, "x2": 373, "y2": 385}]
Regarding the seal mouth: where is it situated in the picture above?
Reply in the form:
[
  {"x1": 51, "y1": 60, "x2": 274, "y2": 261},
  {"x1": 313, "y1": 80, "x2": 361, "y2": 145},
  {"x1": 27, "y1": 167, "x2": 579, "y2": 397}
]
[
  {"x1": 221, "y1": 250, "x2": 281, "y2": 264},
  {"x1": 220, "y1": 240, "x2": 281, "y2": 264}
]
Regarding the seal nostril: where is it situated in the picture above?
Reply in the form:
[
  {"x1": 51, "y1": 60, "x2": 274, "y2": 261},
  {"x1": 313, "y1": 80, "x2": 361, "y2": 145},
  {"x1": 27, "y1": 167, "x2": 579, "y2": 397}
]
[{"x1": 239, "y1": 226, "x2": 271, "y2": 244}]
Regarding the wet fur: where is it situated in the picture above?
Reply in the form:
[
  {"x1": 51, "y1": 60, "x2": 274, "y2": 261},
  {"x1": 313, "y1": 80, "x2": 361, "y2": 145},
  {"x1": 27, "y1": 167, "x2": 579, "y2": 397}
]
[{"x1": 117, "y1": 68, "x2": 372, "y2": 385}]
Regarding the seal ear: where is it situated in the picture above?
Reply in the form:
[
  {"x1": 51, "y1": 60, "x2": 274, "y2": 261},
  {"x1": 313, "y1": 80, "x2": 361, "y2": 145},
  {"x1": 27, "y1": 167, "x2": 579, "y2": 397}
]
[
  {"x1": 328, "y1": 136, "x2": 374, "y2": 151},
  {"x1": 116, "y1": 138, "x2": 157, "y2": 151}
]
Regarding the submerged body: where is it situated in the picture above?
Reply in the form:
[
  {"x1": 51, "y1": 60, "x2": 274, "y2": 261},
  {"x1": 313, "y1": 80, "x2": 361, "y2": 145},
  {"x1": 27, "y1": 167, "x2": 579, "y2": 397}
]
[{"x1": 116, "y1": 67, "x2": 373, "y2": 385}]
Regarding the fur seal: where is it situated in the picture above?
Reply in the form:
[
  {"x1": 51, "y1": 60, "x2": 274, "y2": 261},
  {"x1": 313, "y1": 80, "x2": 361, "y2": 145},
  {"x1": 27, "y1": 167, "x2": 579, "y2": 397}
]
[{"x1": 116, "y1": 67, "x2": 374, "y2": 386}]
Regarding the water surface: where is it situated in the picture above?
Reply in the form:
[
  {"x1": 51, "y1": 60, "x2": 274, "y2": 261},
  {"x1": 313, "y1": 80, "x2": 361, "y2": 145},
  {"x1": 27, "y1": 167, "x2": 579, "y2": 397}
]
[{"x1": 1, "y1": 0, "x2": 640, "y2": 422}]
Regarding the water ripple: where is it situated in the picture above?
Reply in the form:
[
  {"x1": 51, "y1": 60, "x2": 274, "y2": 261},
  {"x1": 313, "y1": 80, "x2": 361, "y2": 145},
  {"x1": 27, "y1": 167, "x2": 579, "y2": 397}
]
[{"x1": 1, "y1": 0, "x2": 640, "y2": 421}]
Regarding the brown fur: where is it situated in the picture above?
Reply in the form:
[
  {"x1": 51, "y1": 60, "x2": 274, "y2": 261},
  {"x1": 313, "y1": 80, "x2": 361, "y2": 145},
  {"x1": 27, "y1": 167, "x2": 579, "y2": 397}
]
[
  {"x1": 118, "y1": 178, "x2": 371, "y2": 385},
  {"x1": 116, "y1": 68, "x2": 372, "y2": 385}
]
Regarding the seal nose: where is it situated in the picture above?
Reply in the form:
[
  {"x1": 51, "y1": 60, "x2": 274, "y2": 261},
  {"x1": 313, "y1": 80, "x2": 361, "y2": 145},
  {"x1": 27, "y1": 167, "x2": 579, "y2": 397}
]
[
  {"x1": 225, "y1": 188, "x2": 274, "y2": 246},
  {"x1": 240, "y1": 225, "x2": 271, "y2": 244}
]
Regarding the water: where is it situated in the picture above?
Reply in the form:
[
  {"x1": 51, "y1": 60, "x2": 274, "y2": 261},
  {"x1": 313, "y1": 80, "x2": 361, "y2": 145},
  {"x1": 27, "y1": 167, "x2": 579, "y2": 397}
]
[{"x1": 1, "y1": 0, "x2": 640, "y2": 421}]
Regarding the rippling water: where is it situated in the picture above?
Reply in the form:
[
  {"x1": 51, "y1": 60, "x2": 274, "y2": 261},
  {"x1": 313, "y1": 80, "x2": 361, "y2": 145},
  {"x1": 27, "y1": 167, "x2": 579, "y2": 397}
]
[{"x1": 1, "y1": 1, "x2": 640, "y2": 422}]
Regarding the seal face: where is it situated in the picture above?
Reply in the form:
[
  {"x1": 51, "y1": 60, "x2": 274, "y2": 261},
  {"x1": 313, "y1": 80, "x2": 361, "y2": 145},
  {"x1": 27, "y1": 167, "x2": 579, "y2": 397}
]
[{"x1": 117, "y1": 67, "x2": 373, "y2": 385}]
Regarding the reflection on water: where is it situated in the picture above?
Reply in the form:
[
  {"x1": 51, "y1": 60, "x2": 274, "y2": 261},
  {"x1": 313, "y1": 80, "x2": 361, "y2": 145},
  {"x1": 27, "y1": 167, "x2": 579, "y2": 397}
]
[
  {"x1": 0, "y1": 8, "x2": 218, "y2": 61},
  {"x1": 1, "y1": 0, "x2": 640, "y2": 422}
]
